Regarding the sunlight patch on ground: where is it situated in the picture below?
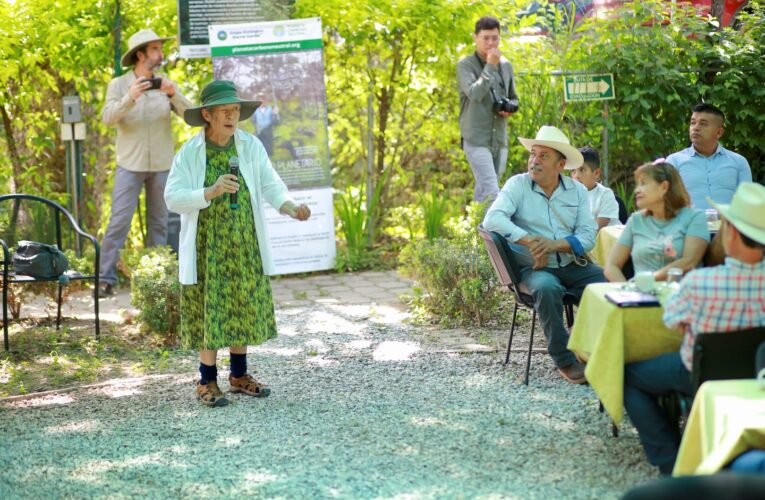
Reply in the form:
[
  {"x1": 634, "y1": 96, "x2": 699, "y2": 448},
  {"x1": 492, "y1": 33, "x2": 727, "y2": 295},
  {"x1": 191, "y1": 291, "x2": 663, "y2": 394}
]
[
  {"x1": 217, "y1": 436, "x2": 242, "y2": 447},
  {"x1": 410, "y1": 416, "x2": 448, "y2": 427},
  {"x1": 253, "y1": 346, "x2": 302, "y2": 357},
  {"x1": 461, "y1": 372, "x2": 492, "y2": 388},
  {"x1": 372, "y1": 341, "x2": 420, "y2": 361},
  {"x1": 343, "y1": 339, "x2": 373, "y2": 351},
  {"x1": 304, "y1": 310, "x2": 365, "y2": 335},
  {"x1": 46, "y1": 419, "x2": 100, "y2": 434},
  {"x1": 6, "y1": 393, "x2": 76, "y2": 408},
  {"x1": 521, "y1": 411, "x2": 577, "y2": 432},
  {"x1": 276, "y1": 325, "x2": 300, "y2": 336},
  {"x1": 409, "y1": 415, "x2": 470, "y2": 433},
  {"x1": 244, "y1": 471, "x2": 279, "y2": 484},
  {"x1": 73, "y1": 451, "x2": 168, "y2": 480},
  {"x1": 366, "y1": 304, "x2": 410, "y2": 325},
  {"x1": 306, "y1": 355, "x2": 338, "y2": 367},
  {"x1": 89, "y1": 378, "x2": 147, "y2": 399},
  {"x1": 304, "y1": 338, "x2": 328, "y2": 353}
]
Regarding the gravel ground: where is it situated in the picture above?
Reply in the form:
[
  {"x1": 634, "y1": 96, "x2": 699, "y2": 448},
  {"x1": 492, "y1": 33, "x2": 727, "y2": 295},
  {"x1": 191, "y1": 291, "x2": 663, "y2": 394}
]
[{"x1": 0, "y1": 302, "x2": 657, "y2": 499}]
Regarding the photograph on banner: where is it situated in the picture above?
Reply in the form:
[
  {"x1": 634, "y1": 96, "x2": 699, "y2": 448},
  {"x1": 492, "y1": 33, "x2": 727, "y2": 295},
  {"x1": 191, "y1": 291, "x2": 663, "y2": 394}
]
[
  {"x1": 177, "y1": 0, "x2": 292, "y2": 58},
  {"x1": 210, "y1": 18, "x2": 335, "y2": 275},
  {"x1": 210, "y1": 25, "x2": 331, "y2": 190}
]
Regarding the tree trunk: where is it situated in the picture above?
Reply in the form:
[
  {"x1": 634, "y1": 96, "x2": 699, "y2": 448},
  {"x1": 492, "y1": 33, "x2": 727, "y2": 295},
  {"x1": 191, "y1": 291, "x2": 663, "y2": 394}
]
[
  {"x1": 711, "y1": 0, "x2": 726, "y2": 24},
  {"x1": 0, "y1": 99, "x2": 22, "y2": 193}
]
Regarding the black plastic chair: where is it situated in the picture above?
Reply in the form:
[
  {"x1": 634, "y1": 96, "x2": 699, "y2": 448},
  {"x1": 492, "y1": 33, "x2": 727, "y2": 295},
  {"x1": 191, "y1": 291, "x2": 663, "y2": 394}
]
[
  {"x1": 691, "y1": 327, "x2": 765, "y2": 391},
  {"x1": 662, "y1": 327, "x2": 765, "y2": 436},
  {"x1": 0, "y1": 194, "x2": 100, "y2": 351},
  {"x1": 614, "y1": 194, "x2": 629, "y2": 224},
  {"x1": 478, "y1": 226, "x2": 577, "y2": 385}
]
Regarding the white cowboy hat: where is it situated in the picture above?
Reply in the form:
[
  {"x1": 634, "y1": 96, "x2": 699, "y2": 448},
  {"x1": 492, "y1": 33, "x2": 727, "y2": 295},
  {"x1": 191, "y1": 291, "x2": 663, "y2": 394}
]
[
  {"x1": 518, "y1": 125, "x2": 584, "y2": 170},
  {"x1": 708, "y1": 182, "x2": 765, "y2": 245},
  {"x1": 121, "y1": 29, "x2": 172, "y2": 67}
]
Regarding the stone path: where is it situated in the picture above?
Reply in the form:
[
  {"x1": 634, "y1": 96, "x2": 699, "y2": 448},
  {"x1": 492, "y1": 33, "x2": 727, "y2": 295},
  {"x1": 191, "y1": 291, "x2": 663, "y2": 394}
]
[{"x1": 19, "y1": 270, "x2": 495, "y2": 354}]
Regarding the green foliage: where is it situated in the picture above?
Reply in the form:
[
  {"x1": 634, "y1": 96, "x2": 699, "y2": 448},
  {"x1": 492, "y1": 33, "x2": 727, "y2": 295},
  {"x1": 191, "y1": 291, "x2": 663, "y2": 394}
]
[
  {"x1": 420, "y1": 185, "x2": 449, "y2": 240},
  {"x1": 0, "y1": 322, "x2": 194, "y2": 397},
  {"x1": 334, "y1": 185, "x2": 370, "y2": 252},
  {"x1": 334, "y1": 244, "x2": 384, "y2": 273},
  {"x1": 0, "y1": 0, "x2": 212, "y2": 248},
  {"x1": 130, "y1": 246, "x2": 179, "y2": 340},
  {"x1": 296, "y1": 0, "x2": 492, "y2": 239},
  {"x1": 399, "y1": 202, "x2": 504, "y2": 326}
]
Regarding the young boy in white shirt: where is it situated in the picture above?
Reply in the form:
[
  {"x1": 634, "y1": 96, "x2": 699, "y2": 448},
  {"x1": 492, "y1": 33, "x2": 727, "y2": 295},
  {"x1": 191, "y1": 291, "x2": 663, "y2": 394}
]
[{"x1": 572, "y1": 146, "x2": 621, "y2": 229}]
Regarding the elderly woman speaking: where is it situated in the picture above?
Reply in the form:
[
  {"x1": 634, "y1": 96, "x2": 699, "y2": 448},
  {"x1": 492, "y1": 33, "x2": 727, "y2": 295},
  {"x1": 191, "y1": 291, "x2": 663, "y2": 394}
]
[{"x1": 165, "y1": 80, "x2": 310, "y2": 407}]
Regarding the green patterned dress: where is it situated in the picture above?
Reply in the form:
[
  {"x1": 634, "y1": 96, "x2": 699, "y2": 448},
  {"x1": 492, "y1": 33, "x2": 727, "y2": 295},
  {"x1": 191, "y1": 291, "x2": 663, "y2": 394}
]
[{"x1": 180, "y1": 138, "x2": 278, "y2": 350}]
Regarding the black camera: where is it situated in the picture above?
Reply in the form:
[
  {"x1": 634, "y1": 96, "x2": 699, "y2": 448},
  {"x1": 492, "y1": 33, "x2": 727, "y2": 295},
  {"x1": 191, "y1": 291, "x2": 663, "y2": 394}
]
[
  {"x1": 490, "y1": 87, "x2": 518, "y2": 114},
  {"x1": 146, "y1": 77, "x2": 162, "y2": 90}
]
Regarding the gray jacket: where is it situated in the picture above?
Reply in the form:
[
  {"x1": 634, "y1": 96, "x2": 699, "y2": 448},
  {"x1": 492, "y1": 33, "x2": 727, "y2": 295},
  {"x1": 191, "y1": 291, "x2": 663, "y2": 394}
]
[{"x1": 457, "y1": 51, "x2": 518, "y2": 150}]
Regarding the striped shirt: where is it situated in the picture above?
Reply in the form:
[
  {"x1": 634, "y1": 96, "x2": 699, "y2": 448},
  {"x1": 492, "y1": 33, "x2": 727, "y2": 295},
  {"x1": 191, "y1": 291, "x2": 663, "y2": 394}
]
[{"x1": 663, "y1": 257, "x2": 765, "y2": 371}]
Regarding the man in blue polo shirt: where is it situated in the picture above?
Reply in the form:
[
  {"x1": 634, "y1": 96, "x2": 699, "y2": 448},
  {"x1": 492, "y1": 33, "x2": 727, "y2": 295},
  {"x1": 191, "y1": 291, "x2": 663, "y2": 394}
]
[
  {"x1": 665, "y1": 103, "x2": 751, "y2": 210},
  {"x1": 483, "y1": 126, "x2": 604, "y2": 384}
]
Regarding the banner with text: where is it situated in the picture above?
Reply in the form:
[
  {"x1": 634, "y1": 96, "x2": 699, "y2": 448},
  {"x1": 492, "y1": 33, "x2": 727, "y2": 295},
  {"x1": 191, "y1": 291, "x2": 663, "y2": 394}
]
[
  {"x1": 177, "y1": 0, "x2": 291, "y2": 58},
  {"x1": 210, "y1": 17, "x2": 335, "y2": 275}
]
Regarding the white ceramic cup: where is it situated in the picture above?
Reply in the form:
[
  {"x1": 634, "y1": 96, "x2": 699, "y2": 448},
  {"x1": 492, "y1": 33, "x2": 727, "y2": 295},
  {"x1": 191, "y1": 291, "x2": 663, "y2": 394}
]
[{"x1": 635, "y1": 271, "x2": 655, "y2": 293}]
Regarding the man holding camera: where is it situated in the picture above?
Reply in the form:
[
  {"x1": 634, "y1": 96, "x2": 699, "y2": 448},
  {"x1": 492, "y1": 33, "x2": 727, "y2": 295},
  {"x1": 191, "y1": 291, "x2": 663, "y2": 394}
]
[
  {"x1": 99, "y1": 29, "x2": 191, "y2": 296},
  {"x1": 458, "y1": 16, "x2": 519, "y2": 202}
]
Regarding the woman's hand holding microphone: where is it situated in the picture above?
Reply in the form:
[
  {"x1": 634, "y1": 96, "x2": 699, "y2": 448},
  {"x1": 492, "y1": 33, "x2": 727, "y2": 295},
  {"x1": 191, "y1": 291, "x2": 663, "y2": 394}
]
[{"x1": 204, "y1": 174, "x2": 239, "y2": 202}]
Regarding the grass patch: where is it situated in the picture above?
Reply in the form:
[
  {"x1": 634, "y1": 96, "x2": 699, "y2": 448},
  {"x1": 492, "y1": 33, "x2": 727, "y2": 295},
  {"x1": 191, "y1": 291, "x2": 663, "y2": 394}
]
[{"x1": 0, "y1": 319, "x2": 196, "y2": 397}]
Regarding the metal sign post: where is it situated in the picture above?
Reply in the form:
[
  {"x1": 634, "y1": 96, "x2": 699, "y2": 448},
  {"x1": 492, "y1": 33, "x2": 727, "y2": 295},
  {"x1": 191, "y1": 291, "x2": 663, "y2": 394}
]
[{"x1": 61, "y1": 95, "x2": 86, "y2": 254}]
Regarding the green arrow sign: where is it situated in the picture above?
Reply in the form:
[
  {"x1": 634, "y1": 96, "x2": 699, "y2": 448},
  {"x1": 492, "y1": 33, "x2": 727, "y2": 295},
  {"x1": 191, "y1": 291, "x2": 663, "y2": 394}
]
[{"x1": 563, "y1": 73, "x2": 615, "y2": 102}]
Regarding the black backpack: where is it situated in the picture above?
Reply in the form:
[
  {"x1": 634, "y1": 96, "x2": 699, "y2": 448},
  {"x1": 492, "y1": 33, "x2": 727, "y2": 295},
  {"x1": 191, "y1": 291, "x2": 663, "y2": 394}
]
[{"x1": 11, "y1": 240, "x2": 69, "y2": 279}]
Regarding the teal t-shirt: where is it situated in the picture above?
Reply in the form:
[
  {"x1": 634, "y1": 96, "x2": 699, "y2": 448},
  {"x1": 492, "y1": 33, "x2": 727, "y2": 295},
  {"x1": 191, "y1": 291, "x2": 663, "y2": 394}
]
[{"x1": 617, "y1": 207, "x2": 710, "y2": 274}]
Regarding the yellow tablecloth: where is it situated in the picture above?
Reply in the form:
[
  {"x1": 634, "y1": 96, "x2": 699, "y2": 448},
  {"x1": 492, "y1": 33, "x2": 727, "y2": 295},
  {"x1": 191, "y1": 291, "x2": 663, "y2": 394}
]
[
  {"x1": 591, "y1": 225, "x2": 624, "y2": 266},
  {"x1": 567, "y1": 282, "x2": 683, "y2": 424},
  {"x1": 674, "y1": 379, "x2": 765, "y2": 476}
]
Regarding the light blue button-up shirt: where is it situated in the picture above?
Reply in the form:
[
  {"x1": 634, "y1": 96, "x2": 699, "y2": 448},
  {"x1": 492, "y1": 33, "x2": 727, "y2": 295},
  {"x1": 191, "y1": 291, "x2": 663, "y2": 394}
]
[
  {"x1": 665, "y1": 144, "x2": 751, "y2": 210},
  {"x1": 483, "y1": 173, "x2": 597, "y2": 268}
]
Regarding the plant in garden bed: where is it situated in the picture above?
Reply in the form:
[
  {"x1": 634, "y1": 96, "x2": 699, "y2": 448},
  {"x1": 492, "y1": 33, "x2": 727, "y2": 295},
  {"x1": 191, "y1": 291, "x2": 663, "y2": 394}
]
[
  {"x1": 420, "y1": 185, "x2": 450, "y2": 240},
  {"x1": 399, "y1": 202, "x2": 509, "y2": 326},
  {"x1": 130, "y1": 246, "x2": 180, "y2": 342}
]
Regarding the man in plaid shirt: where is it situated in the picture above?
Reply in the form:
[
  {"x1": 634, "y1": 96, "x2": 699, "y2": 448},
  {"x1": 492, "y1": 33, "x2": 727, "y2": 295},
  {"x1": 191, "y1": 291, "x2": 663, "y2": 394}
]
[{"x1": 623, "y1": 182, "x2": 765, "y2": 475}]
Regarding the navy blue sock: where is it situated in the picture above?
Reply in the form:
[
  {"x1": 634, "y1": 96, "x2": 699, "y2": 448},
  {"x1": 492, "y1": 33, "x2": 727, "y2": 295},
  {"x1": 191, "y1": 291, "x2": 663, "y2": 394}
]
[
  {"x1": 199, "y1": 362, "x2": 217, "y2": 385},
  {"x1": 230, "y1": 352, "x2": 247, "y2": 378}
]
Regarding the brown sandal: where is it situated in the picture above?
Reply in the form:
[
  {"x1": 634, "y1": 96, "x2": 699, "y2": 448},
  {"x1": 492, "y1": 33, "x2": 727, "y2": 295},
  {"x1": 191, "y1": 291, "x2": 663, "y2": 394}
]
[
  {"x1": 196, "y1": 381, "x2": 230, "y2": 407},
  {"x1": 228, "y1": 373, "x2": 271, "y2": 398}
]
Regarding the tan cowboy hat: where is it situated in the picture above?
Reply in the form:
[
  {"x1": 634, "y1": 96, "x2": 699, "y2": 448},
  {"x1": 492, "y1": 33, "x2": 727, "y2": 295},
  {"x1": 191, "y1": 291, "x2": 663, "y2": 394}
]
[
  {"x1": 121, "y1": 29, "x2": 172, "y2": 67},
  {"x1": 183, "y1": 80, "x2": 261, "y2": 127},
  {"x1": 518, "y1": 126, "x2": 584, "y2": 170},
  {"x1": 708, "y1": 182, "x2": 765, "y2": 245}
]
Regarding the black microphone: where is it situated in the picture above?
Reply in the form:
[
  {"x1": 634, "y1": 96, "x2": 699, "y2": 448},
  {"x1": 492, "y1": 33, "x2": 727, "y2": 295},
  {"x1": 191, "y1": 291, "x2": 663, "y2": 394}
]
[{"x1": 229, "y1": 156, "x2": 239, "y2": 209}]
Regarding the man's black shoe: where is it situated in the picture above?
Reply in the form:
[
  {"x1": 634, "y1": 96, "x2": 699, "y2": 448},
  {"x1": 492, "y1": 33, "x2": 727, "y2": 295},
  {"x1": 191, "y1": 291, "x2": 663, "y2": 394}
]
[{"x1": 96, "y1": 283, "x2": 115, "y2": 298}]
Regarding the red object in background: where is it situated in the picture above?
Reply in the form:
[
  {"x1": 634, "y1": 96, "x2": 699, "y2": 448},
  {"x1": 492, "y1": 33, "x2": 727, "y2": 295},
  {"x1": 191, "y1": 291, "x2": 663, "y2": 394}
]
[{"x1": 593, "y1": 0, "x2": 748, "y2": 27}]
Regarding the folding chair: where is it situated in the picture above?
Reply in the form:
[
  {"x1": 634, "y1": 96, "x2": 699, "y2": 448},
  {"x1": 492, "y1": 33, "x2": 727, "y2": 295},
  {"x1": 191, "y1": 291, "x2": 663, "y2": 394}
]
[{"x1": 478, "y1": 226, "x2": 577, "y2": 385}]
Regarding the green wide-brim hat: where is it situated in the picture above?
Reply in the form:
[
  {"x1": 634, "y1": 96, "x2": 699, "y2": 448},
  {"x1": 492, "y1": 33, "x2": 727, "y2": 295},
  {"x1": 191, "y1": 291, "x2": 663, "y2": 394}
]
[{"x1": 183, "y1": 80, "x2": 261, "y2": 127}]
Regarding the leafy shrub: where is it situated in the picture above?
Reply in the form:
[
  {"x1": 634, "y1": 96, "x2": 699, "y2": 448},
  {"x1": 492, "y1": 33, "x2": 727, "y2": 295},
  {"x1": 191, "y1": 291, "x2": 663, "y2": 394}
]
[
  {"x1": 334, "y1": 244, "x2": 383, "y2": 273},
  {"x1": 399, "y1": 202, "x2": 505, "y2": 326},
  {"x1": 130, "y1": 246, "x2": 179, "y2": 342}
]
